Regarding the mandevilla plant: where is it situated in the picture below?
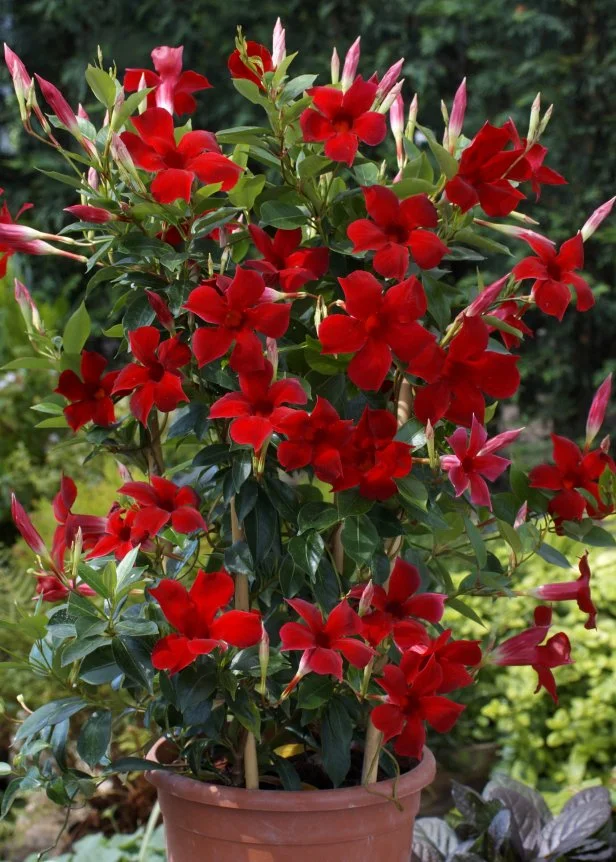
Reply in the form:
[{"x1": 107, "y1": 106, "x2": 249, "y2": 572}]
[{"x1": 1, "y1": 20, "x2": 615, "y2": 817}]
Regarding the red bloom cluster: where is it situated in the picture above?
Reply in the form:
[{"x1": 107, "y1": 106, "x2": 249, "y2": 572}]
[
  {"x1": 120, "y1": 108, "x2": 242, "y2": 203},
  {"x1": 347, "y1": 186, "x2": 448, "y2": 280},
  {"x1": 409, "y1": 316, "x2": 520, "y2": 427},
  {"x1": 124, "y1": 45, "x2": 212, "y2": 116},
  {"x1": 184, "y1": 268, "x2": 291, "y2": 372},
  {"x1": 151, "y1": 569, "x2": 262, "y2": 674},
  {"x1": 56, "y1": 351, "x2": 118, "y2": 432},
  {"x1": 300, "y1": 77, "x2": 386, "y2": 166},
  {"x1": 318, "y1": 272, "x2": 434, "y2": 391},
  {"x1": 246, "y1": 226, "x2": 329, "y2": 293}
]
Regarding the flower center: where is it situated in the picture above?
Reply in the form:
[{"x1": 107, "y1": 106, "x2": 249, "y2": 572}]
[
  {"x1": 386, "y1": 224, "x2": 409, "y2": 244},
  {"x1": 148, "y1": 361, "x2": 166, "y2": 382},
  {"x1": 94, "y1": 387, "x2": 106, "y2": 400},
  {"x1": 364, "y1": 314, "x2": 382, "y2": 335},
  {"x1": 314, "y1": 631, "x2": 331, "y2": 648},
  {"x1": 462, "y1": 456, "x2": 475, "y2": 472},
  {"x1": 224, "y1": 309, "x2": 244, "y2": 329},
  {"x1": 332, "y1": 113, "x2": 353, "y2": 133}
]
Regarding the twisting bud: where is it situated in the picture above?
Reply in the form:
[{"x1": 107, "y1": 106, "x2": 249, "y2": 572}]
[
  {"x1": 330, "y1": 47, "x2": 340, "y2": 85},
  {"x1": 447, "y1": 78, "x2": 467, "y2": 154},
  {"x1": 77, "y1": 103, "x2": 90, "y2": 121},
  {"x1": 341, "y1": 37, "x2": 361, "y2": 92},
  {"x1": 527, "y1": 92, "x2": 541, "y2": 144},
  {"x1": 586, "y1": 374, "x2": 612, "y2": 447},
  {"x1": 14, "y1": 279, "x2": 44, "y2": 335},
  {"x1": 87, "y1": 167, "x2": 100, "y2": 191},
  {"x1": 426, "y1": 419, "x2": 438, "y2": 470},
  {"x1": 466, "y1": 274, "x2": 509, "y2": 317},
  {"x1": 64, "y1": 204, "x2": 113, "y2": 224},
  {"x1": 405, "y1": 93, "x2": 418, "y2": 141},
  {"x1": 35, "y1": 74, "x2": 79, "y2": 134},
  {"x1": 272, "y1": 18, "x2": 286, "y2": 68},
  {"x1": 514, "y1": 501, "x2": 528, "y2": 529},
  {"x1": 376, "y1": 58, "x2": 404, "y2": 101},
  {"x1": 538, "y1": 103, "x2": 553, "y2": 137},
  {"x1": 581, "y1": 196, "x2": 616, "y2": 242},
  {"x1": 146, "y1": 290, "x2": 175, "y2": 333},
  {"x1": 4, "y1": 43, "x2": 32, "y2": 121},
  {"x1": 266, "y1": 337, "x2": 279, "y2": 377},
  {"x1": 258, "y1": 624, "x2": 270, "y2": 695},
  {"x1": 377, "y1": 80, "x2": 403, "y2": 115},
  {"x1": 390, "y1": 93, "x2": 406, "y2": 172},
  {"x1": 358, "y1": 580, "x2": 375, "y2": 617}
]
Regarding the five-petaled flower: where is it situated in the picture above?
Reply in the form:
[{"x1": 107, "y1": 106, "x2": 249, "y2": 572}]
[
  {"x1": 246, "y1": 225, "x2": 329, "y2": 293},
  {"x1": 371, "y1": 653, "x2": 465, "y2": 760},
  {"x1": 531, "y1": 552, "x2": 597, "y2": 630},
  {"x1": 120, "y1": 108, "x2": 242, "y2": 203},
  {"x1": 300, "y1": 76, "x2": 387, "y2": 166},
  {"x1": 184, "y1": 267, "x2": 291, "y2": 372},
  {"x1": 209, "y1": 360, "x2": 307, "y2": 451},
  {"x1": 112, "y1": 326, "x2": 191, "y2": 426},
  {"x1": 51, "y1": 475, "x2": 107, "y2": 567},
  {"x1": 88, "y1": 505, "x2": 168, "y2": 560},
  {"x1": 55, "y1": 351, "x2": 119, "y2": 432},
  {"x1": 280, "y1": 598, "x2": 374, "y2": 686},
  {"x1": 274, "y1": 396, "x2": 353, "y2": 482},
  {"x1": 351, "y1": 558, "x2": 446, "y2": 647},
  {"x1": 124, "y1": 45, "x2": 212, "y2": 115},
  {"x1": 151, "y1": 569, "x2": 262, "y2": 674},
  {"x1": 491, "y1": 606, "x2": 572, "y2": 703},
  {"x1": 318, "y1": 272, "x2": 435, "y2": 391},
  {"x1": 409, "y1": 315, "x2": 521, "y2": 427},
  {"x1": 512, "y1": 231, "x2": 594, "y2": 321},
  {"x1": 441, "y1": 416, "x2": 523, "y2": 510},
  {"x1": 347, "y1": 186, "x2": 449, "y2": 280},
  {"x1": 118, "y1": 476, "x2": 207, "y2": 536},
  {"x1": 396, "y1": 626, "x2": 482, "y2": 693}
]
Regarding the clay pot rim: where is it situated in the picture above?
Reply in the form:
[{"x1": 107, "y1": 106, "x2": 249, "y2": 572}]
[{"x1": 146, "y1": 738, "x2": 436, "y2": 812}]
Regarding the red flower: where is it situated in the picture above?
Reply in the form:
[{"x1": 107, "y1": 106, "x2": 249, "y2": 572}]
[
  {"x1": 486, "y1": 300, "x2": 533, "y2": 350},
  {"x1": 444, "y1": 121, "x2": 529, "y2": 216},
  {"x1": 55, "y1": 351, "x2": 119, "y2": 432},
  {"x1": 334, "y1": 408, "x2": 413, "y2": 500},
  {"x1": 280, "y1": 598, "x2": 374, "y2": 682},
  {"x1": 371, "y1": 653, "x2": 465, "y2": 759},
  {"x1": 124, "y1": 45, "x2": 211, "y2": 115},
  {"x1": 88, "y1": 505, "x2": 168, "y2": 560},
  {"x1": 491, "y1": 606, "x2": 572, "y2": 703},
  {"x1": 531, "y1": 552, "x2": 597, "y2": 630},
  {"x1": 440, "y1": 416, "x2": 523, "y2": 509},
  {"x1": 396, "y1": 627, "x2": 482, "y2": 694},
  {"x1": 507, "y1": 124, "x2": 566, "y2": 199},
  {"x1": 120, "y1": 108, "x2": 242, "y2": 203},
  {"x1": 51, "y1": 475, "x2": 107, "y2": 567},
  {"x1": 529, "y1": 434, "x2": 615, "y2": 526},
  {"x1": 274, "y1": 396, "x2": 353, "y2": 482},
  {"x1": 112, "y1": 327, "x2": 191, "y2": 425},
  {"x1": 35, "y1": 575, "x2": 95, "y2": 603},
  {"x1": 352, "y1": 558, "x2": 446, "y2": 647},
  {"x1": 119, "y1": 476, "x2": 206, "y2": 535},
  {"x1": 347, "y1": 186, "x2": 448, "y2": 280},
  {"x1": 318, "y1": 272, "x2": 434, "y2": 391},
  {"x1": 64, "y1": 205, "x2": 113, "y2": 224},
  {"x1": 300, "y1": 77, "x2": 387, "y2": 166},
  {"x1": 0, "y1": 188, "x2": 33, "y2": 277},
  {"x1": 512, "y1": 232, "x2": 594, "y2": 320},
  {"x1": 11, "y1": 492, "x2": 51, "y2": 562},
  {"x1": 246, "y1": 225, "x2": 329, "y2": 293},
  {"x1": 409, "y1": 315, "x2": 521, "y2": 427},
  {"x1": 184, "y1": 268, "x2": 291, "y2": 372},
  {"x1": 209, "y1": 360, "x2": 307, "y2": 452},
  {"x1": 228, "y1": 41, "x2": 275, "y2": 91},
  {"x1": 150, "y1": 569, "x2": 262, "y2": 674}
]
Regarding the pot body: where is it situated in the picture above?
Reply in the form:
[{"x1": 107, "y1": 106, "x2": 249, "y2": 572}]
[{"x1": 146, "y1": 741, "x2": 436, "y2": 862}]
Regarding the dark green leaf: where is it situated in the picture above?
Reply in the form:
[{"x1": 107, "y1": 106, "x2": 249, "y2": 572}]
[
  {"x1": 112, "y1": 637, "x2": 154, "y2": 692},
  {"x1": 341, "y1": 515, "x2": 379, "y2": 565},
  {"x1": 288, "y1": 531, "x2": 325, "y2": 577},
  {"x1": 321, "y1": 700, "x2": 352, "y2": 787},
  {"x1": 63, "y1": 302, "x2": 91, "y2": 354},
  {"x1": 298, "y1": 502, "x2": 340, "y2": 534},
  {"x1": 259, "y1": 201, "x2": 308, "y2": 229},
  {"x1": 77, "y1": 710, "x2": 112, "y2": 767},
  {"x1": 16, "y1": 697, "x2": 88, "y2": 741}
]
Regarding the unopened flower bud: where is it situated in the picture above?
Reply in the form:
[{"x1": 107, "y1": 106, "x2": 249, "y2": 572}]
[
  {"x1": 330, "y1": 47, "x2": 340, "y2": 85},
  {"x1": 14, "y1": 278, "x2": 44, "y2": 335},
  {"x1": 426, "y1": 419, "x2": 438, "y2": 469},
  {"x1": 377, "y1": 80, "x2": 403, "y2": 115},
  {"x1": 527, "y1": 92, "x2": 541, "y2": 144},
  {"x1": 259, "y1": 624, "x2": 270, "y2": 695},
  {"x1": 145, "y1": 290, "x2": 175, "y2": 333},
  {"x1": 405, "y1": 93, "x2": 418, "y2": 141},
  {"x1": 376, "y1": 58, "x2": 404, "y2": 101},
  {"x1": 64, "y1": 204, "x2": 113, "y2": 223},
  {"x1": 358, "y1": 580, "x2": 374, "y2": 616},
  {"x1": 266, "y1": 337, "x2": 278, "y2": 377},
  {"x1": 4, "y1": 43, "x2": 32, "y2": 121},
  {"x1": 600, "y1": 434, "x2": 610, "y2": 454},
  {"x1": 272, "y1": 18, "x2": 286, "y2": 68},
  {"x1": 341, "y1": 36, "x2": 361, "y2": 92},
  {"x1": 514, "y1": 501, "x2": 528, "y2": 529},
  {"x1": 87, "y1": 167, "x2": 99, "y2": 191},
  {"x1": 467, "y1": 274, "x2": 509, "y2": 317},
  {"x1": 586, "y1": 373, "x2": 612, "y2": 447},
  {"x1": 581, "y1": 196, "x2": 616, "y2": 242},
  {"x1": 447, "y1": 78, "x2": 467, "y2": 154},
  {"x1": 538, "y1": 103, "x2": 553, "y2": 137}
]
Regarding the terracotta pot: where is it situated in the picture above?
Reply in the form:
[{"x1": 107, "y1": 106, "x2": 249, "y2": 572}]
[{"x1": 146, "y1": 739, "x2": 436, "y2": 862}]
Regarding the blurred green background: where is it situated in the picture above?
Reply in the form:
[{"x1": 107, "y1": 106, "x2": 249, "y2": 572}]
[{"x1": 0, "y1": 0, "x2": 615, "y2": 857}]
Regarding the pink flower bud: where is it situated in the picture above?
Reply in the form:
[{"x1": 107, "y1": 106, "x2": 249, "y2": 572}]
[
  {"x1": 87, "y1": 168, "x2": 99, "y2": 190},
  {"x1": 330, "y1": 48, "x2": 340, "y2": 85},
  {"x1": 585, "y1": 373, "x2": 612, "y2": 446},
  {"x1": 447, "y1": 78, "x2": 467, "y2": 153},
  {"x1": 581, "y1": 196, "x2": 616, "y2": 242},
  {"x1": 514, "y1": 501, "x2": 528, "y2": 529},
  {"x1": 390, "y1": 93, "x2": 406, "y2": 171},
  {"x1": 376, "y1": 58, "x2": 404, "y2": 100},
  {"x1": 259, "y1": 624, "x2": 270, "y2": 693},
  {"x1": 600, "y1": 434, "x2": 610, "y2": 454},
  {"x1": 341, "y1": 36, "x2": 361, "y2": 92},
  {"x1": 405, "y1": 93, "x2": 418, "y2": 140},
  {"x1": 11, "y1": 493, "x2": 49, "y2": 559},
  {"x1": 0, "y1": 222, "x2": 86, "y2": 262},
  {"x1": 466, "y1": 274, "x2": 510, "y2": 316},
  {"x1": 35, "y1": 74, "x2": 79, "y2": 134},
  {"x1": 527, "y1": 92, "x2": 541, "y2": 143},
  {"x1": 14, "y1": 278, "x2": 43, "y2": 334},
  {"x1": 77, "y1": 103, "x2": 90, "y2": 120},
  {"x1": 145, "y1": 290, "x2": 175, "y2": 332},
  {"x1": 4, "y1": 43, "x2": 31, "y2": 119},
  {"x1": 272, "y1": 18, "x2": 286, "y2": 68},
  {"x1": 377, "y1": 80, "x2": 403, "y2": 115},
  {"x1": 64, "y1": 204, "x2": 113, "y2": 224},
  {"x1": 358, "y1": 580, "x2": 375, "y2": 616},
  {"x1": 117, "y1": 461, "x2": 133, "y2": 483}
]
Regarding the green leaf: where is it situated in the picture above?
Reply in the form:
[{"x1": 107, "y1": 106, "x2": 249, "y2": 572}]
[
  {"x1": 278, "y1": 556, "x2": 305, "y2": 598},
  {"x1": 224, "y1": 541, "x2": 254, "y2": 577},
  {"x1": 498, "y1": 519, "x2": 523, "y2": 555},
  {"x1": 335, "y1": 490, "x2": 373, "y2": 518},
  {"x1": 2, "y1": 356, "x2": 53, "y2": 370},
  {"x1": 0, "y1": 763, "x2": 11, "y2": 777},
  {"x1": 1, "y1": 777, "x2": 26, "y2": 819},
  {"x1": 447, "y1": 598, "x2": 485, "y2": 627},
  {"x1": 63, "y1": 302, "x2": 91, "y2": 354},
  {"x1": 227, "y1": 174, "x2": 266, "y2": 209},
  {"x1": 281, "y1": 74, "x2": 317, "y2": 102},
  {"x1": 77, "y1": 710, "x2": 112, "y2": 767},
  {"x1": 297, "y1": 675, "x2": 334, "y2": 710},
  {"x1": 288, "y1": 531, "x2": 325, "y2": 577},
  {"x1": 227, "y1": 688, "x2": 261, "y2": 740},
  {"x1": 232, "y1": 78, "x2": 270, "y2": 107},
  {"x1": 463, "y1": 516, "x2": 488, "y2": 568},
  {"x1": 536, "y1": 543, "x2": 571, "y2": 569},
  {"x1": 417, "y1": 124, "x2": 459, "y2": 179},
  {"x1": 115, "y1": 619, "x2": 159, "y2": 637},
  {"x1": 244, "y1": 490, "x2": 278, "y2": 562},
  {"x1": 297, "y1": 154, "x2": 332, "y2": 180},
  {"x1": 35, "y1": 416, "x2": 69, "y2": 429},
  {"x1": 259, "y1": 200, "x2": 308, "y2": 229},
  {"x1": 86, "y1": 65, "x2": 117, "y2": 108},
  {"x1": 341, "y1": 515, "x2": 379, "y2": 565},
  {"x1": 61, "y1": 636, "x2": 110, "y2": 666},
  {"x1": 79, "y1": 647, "x2": 122, "y2": 685},
  {"x1": 16, "y1": 697, "x2": 88, "y2": 741},
  {"x1": 115, "y1": 545, "x2": 142, "y2": 594},
  {"x1": 321, "y1": 700, "x2": 352, "y2": 787},
  {"x1": 298, "y1": 503, "x2": 340, "y2": 534},
  {"x1": 109, "y1": 757, "x2": 171, "y2": 773},
  {"x1": 111, "y1": 637, "x2": 154, "y2": 692}
]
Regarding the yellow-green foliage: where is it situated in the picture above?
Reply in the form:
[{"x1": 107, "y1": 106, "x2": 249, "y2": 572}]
[{"x1": 442, "y1": 540, "x2": 616, "y2": 802}]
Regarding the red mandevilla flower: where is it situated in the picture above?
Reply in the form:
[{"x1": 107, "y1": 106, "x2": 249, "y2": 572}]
[
  {"x1": 88, "y1": 505, "x2": 168, "y2": 560},
  {"x1": 55, "y1": 351, "x2": 119, "y2": 432},
  {"x1": 508, "y1": 123, "x2": 567, "y2": 199},
  {"x1": 513, "y1": 231, "x2": 594, "y2": 320},
  {"x1": 228, "y1": 41, "x2": 275, "y2": 91},
  {"x1": 441, "y1": 416, "x2": 523, "y2": 510},
  {"x1": 120, "y1": 108, "x2": 242, "y2": 203},
  {"x1": 396, "y1": 627, "x2": 482, "y2": 693},
  {"x1": 124, "y1": 45, "x2": 212, "y2": 115},
  {"x1": 280, "y1": 598, "x2": 374, "y2": 682},
  {"x1": 35, "y1": 575, "x2": 95, "y2": 603},
  {"x1": 333, "y1": 407, "x2": 413, "y2": 500},
  {"x1": 371, "y1": 653, "x2": 465, "y2": 760},
  {"x1": 409, "y1": 315, "x2": 521, "y2": 427},
  {"x1": 347, "y1": 186, "x2": 449, "y2": 280},
  {"x1": 486, "y1": 300, "x2": 533, "y2": 350},
  {"x1": 112, "y1": 326, "x2": 191, "y2": 425},
  {"x1": 0, "y1": 188, "x2": 33, "y2": 277},
  {"x1": 531, "y1": 552, "x2": 597, "y2": 630},
  {"x1": 352, "y1": 558, "x2": 446, "y2": 647},
  {"x1": 274, "y1": 396, "x2": 353, "y2": 482},
  {"x1": 118, "y1": 476, "x2": 206, "y2": 535},
  {"x1": 318, "y1": 272, "x2": 435, "y2": 391},
  {"x1": 150, "y1": 570, "x2": 262, "y2": 674},
  {"x1": 184, "y1": 267, "x2": 291, "y2": 372},
  {"x1": 209, "y1": 360, "x2": 307, "y2": 452},
  {"x1": 300, "y1": 76, "x2": 387, "y2": 167},
  {"x1": 246, "y1": 225, "x2": 329, "y2": 293},
  {"x1": 51, "y1": 475, "x2": 107, "y2": 568}
]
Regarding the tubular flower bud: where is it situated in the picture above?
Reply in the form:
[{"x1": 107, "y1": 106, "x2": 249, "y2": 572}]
[
  {"x1": 376, "y1": 58, "x2": 404, "y2": 101},
  {"x1": 272, "y1": 18, "x2": 286, "y2": 68},
  {"x1": 390, "y1": 94, "x2": 406, "y2": 171},
  {"x1": 377, "y1": 81, "x2": 403, "y2": 115},
  {"x1": 330, "y1": 47, "x2": 340, "y2": 85},
  {"x1": 447, "y1": 78, "x2": 467, "y2": 154},
  {"x1": 145, "y1": 290, "x2": 175, "y2": 333},
  {"x1": 35, "y1": 74, "x2": 79, "y2": 134},
  {"x1": 405, "y1": 93, "x2": 418, "y2": 141},
  {"x1": 514, "y1": 501, "x2": 528, "y2": 528},
  {"x1": 64, "y1": 205, "x2": 114, "y2": 223},
  {"x1": 14, "y1": 279, "x2": 44, "y2": 335},
  {"x1": 527, "y1": 92, "x2": 541, "y2": 144},
  {"x1": 87, "y1": 168, "x2": 100, "y2": 190},
  {"x1": 581, "y1": 196, "x2": 616, "y2": 242},
  {"x1": 466, "y1": 274, "x2": 510, "y2": 317},
  {"x1": 259, "y1": 624, "x2": 270, "y2": 695},
  {"x1": 341, "y1": 36, "x2": 361, "y2": 92},
  {"x1": 585, "y1": 374, "x2": 612, "y2": 448},
  {"x1": 0, "y1": 222, "x2": 87, "y2": 262},
  {"x1": 358, "y1": 580, "x2": 375, "y2": 617},
  {"x1": 538, "y1": 103, "x2": 553, "y2": 137},
  {"x1": 4, "y1": 43, "x2": 31, "y2": 120}
]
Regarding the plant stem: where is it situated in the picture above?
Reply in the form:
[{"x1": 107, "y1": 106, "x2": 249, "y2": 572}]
[
  {"x1": 362, "y1": 723, "x2": 383, "y2": 784},
  {"x1": 147, "y1": 411, "x2": 165, "y2": 476},
  {"x1": 230, "y1": 496, "x2": 259, "y2": 789}
]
